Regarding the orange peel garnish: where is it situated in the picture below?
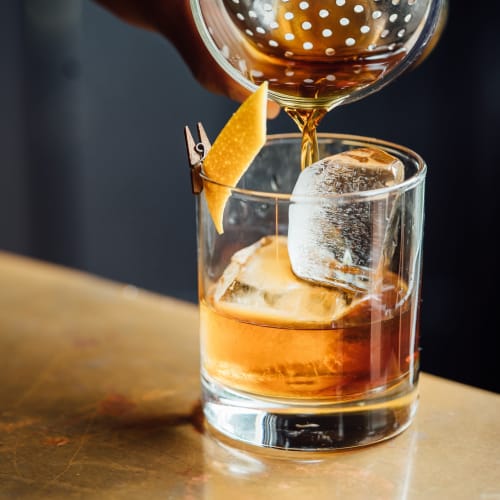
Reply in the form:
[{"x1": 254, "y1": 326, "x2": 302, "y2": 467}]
[{"x1": 203, "y1": 82, "x2": 268, "y2": 233}]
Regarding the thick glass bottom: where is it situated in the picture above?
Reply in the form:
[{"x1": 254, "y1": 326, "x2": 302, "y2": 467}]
[{"x1": 202, "y1": 373, "x2": 419, "y2": 451}]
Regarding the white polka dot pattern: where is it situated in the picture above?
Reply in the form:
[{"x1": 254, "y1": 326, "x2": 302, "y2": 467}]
[
  {"x1": 196, "y1": 0, "x2": 437, "y2": 108},
  {"x1": 223, "y1": 0, "x2": 424, "y2": 59}
]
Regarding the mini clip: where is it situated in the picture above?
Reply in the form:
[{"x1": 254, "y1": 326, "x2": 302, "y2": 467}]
[{"x1": 184, "y1": 122, "x2": 211, "y2": 195}]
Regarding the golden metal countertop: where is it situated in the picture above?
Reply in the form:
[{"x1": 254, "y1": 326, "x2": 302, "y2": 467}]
[{"x1": 0, "y1": 251, "x2": 499, "y2": 499}]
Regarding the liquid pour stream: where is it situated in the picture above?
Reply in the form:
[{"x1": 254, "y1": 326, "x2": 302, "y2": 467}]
[{"x1": 286, "y1": 108, "x2": 328, "y2": 170}]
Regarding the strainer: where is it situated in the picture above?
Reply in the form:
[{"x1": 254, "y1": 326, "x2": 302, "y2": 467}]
[{"x1": 191, "y1": 0, "x2": 447, "y2": 110}]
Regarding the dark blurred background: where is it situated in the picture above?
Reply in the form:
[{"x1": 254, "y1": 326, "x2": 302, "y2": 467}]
[{"x1": 1, "y1": 1, "x2": 498, "y2": 393}]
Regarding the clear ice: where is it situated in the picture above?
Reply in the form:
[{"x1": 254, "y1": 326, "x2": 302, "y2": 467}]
[
  {"x1": 213, "y1": 236, "x2": 354, "y2": 326},
  {"x1": 288, "y1": 148, "x2": 404, "y2": 292}
]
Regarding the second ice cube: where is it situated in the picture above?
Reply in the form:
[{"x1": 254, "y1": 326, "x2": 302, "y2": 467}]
[{"x1": 288, "y1": 148, "x2": 404, "y2": 292}]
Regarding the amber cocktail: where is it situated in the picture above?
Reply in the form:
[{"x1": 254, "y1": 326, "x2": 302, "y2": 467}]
[{"x1": 197, "y1": 133, "x2": 425, "y2": 450}]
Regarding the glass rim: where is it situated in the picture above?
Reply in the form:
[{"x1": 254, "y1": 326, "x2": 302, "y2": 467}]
[{"x1": 200, "y1": 132, "x2": 427, "y2": 201}]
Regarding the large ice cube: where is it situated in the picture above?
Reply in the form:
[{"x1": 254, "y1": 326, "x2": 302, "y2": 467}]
[
  {"x1": 213, "y1": 235, "x2": 354, "y2": 326},
  {"x1": 288, "y1": 148, "x2": 404, "y2": 292}
]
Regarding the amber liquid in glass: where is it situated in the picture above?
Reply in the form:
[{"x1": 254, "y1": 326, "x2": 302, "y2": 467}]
[{"x1": 200, "y1": 237, "x2": 418, "y2": 401}]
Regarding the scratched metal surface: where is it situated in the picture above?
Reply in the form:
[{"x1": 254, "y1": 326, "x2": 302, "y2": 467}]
[{"x1": 0, "y1": 252, "x2": 499, "y2": 499}]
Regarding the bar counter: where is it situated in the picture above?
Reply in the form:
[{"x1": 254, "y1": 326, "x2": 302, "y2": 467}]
[{"x1": 0, "y1": 251, "x2": 498, "y2": 499}]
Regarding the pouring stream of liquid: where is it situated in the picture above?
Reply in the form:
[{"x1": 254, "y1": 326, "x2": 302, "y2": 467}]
[{"x1": 285, "y1": 108, "x2": 328, "y2": 170}]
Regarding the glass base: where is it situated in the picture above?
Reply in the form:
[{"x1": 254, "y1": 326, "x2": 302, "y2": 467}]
[{"x1": 202, "y1": 373, "x2": 419, "y2": 451}]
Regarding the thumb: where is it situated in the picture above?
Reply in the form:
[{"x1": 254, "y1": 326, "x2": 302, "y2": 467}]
[{"x1": 267, "y1": 99, "x2": 281, "y2": 119}]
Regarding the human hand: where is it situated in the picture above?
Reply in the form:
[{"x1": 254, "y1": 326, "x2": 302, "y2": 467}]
[{"x1": 93, "y1": 0, "x2": 280, "y2": 118}]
